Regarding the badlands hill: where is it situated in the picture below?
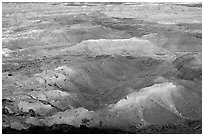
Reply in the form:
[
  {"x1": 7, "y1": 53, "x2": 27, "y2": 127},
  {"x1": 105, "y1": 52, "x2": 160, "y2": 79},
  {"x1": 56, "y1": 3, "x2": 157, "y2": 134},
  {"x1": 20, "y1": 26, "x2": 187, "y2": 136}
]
[{"x1": 2, "y1": 2, "x2": 202, "y2": 134}]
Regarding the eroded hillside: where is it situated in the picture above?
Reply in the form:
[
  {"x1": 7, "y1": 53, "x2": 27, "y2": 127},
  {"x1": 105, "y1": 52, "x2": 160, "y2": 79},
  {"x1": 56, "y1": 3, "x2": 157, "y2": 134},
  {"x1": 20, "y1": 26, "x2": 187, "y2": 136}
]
[{"x1": 2, "y1": 2, "x2": 202, "y2": 134}]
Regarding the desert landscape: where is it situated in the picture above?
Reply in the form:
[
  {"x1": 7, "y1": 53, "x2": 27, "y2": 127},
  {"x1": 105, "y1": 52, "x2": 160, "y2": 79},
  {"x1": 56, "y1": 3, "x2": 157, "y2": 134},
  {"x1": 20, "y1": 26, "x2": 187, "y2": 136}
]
[{"x1": 2, "y1": 2, "x2": 202, "y2": 134}]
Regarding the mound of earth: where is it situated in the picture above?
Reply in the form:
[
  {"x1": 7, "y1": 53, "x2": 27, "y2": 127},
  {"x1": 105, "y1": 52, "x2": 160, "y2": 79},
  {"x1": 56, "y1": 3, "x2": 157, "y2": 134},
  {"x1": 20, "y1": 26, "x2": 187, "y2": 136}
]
[
  {"x1": 141, "y1": 32, "x2": 201, "y2": 52},
  {"x1": 173, "y1": 53, "x2": 202, "y2": 80},
  {"x1": 2, "y1": 2, "x2": 202, "y2": 134},
  {"x1": 66, "y1": 38, "x2": 171, "y2": 58}
]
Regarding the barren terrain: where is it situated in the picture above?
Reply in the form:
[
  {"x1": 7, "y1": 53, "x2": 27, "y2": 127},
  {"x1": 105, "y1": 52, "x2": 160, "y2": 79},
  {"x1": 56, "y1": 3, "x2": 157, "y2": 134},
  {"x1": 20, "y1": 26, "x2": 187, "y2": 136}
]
[{"x1": 2, "y1": 2, "x2": 202, "y2": 134}]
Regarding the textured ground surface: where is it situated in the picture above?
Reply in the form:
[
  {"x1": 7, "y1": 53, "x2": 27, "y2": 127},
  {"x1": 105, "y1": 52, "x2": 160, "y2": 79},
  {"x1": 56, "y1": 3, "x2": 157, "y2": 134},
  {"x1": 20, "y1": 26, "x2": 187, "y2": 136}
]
[{"x1": 2, "y1": 2, "x2": 202, "y2": 134}]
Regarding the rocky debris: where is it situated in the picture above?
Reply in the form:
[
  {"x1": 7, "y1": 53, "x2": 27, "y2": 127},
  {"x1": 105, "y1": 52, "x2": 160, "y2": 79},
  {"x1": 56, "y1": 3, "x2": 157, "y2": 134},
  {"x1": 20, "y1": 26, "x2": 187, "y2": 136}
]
[
  {"x1": 18, "y1": 82, "x2": 201, "y2": 133},
  {"x1": 2, "y1": 120, "x2": 202, "y2": 134}
]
